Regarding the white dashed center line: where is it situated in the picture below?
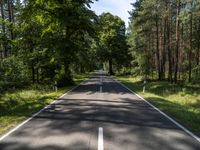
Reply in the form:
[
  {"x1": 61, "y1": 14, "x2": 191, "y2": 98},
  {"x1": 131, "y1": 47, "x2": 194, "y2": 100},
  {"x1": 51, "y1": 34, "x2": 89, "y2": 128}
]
[{"x1": 98, "y1": 127, "x2": 104, "y2": 150}]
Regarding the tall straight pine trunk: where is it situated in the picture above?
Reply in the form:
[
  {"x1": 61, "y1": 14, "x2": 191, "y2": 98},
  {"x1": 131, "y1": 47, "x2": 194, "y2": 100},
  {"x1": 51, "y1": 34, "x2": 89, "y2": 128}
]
[
  {"x1": 7, "y1": 0, "x2": 14, "y2": 40},
  {"x1": 161, "y1": 17, "x2": 167, "y2": 80},
  {"x1": 0, "y1": 0, "x2": 7, "y2": 58},
  {"x1": 174, "y1": 0, "x2": 180, "y2": 83},
  {"x1": 188, "y1": 1, "x2": 193, "y2": 82},
  {"x1": 156, "y1": 17, "x2": 161, "y2": 80},
  {"x1": 167, "y1": 0, "x2": 173, "y2": 83}
]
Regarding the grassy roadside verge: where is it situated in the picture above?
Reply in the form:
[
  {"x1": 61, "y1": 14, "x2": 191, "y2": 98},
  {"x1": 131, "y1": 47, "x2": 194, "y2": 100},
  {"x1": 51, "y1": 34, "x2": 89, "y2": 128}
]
[
  {"x1": 0, "y1": 74, "x2": 89, "y2": 136},
  {"x1": 117, "y1": 76, "x2": 200, "y2": 136}
]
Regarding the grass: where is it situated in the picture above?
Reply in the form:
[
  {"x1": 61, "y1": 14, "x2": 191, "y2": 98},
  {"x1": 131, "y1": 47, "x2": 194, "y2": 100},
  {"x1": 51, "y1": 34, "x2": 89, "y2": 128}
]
[
  {"x1": 0, "y1": 73, "x2": 89, "y2": 136},
  {"x1": 117, "y1": 76, "x2": 200, "y2": 135}
]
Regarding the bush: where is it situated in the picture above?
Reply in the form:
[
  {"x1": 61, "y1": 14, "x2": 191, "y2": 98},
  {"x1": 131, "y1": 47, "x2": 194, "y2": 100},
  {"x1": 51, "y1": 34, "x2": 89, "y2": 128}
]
[
  {"x1": 0, "y1": 56, "x2": 29, "y2": 92},
  {"x1": 56, "y1": 74, "x2": 74, "y2": 87}
]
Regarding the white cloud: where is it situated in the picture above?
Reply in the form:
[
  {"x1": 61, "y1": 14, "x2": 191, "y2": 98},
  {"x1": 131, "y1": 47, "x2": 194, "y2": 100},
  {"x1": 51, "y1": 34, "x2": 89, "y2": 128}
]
[{"x1": 90, "y1": 0, "x2": 135, "y2": 27}]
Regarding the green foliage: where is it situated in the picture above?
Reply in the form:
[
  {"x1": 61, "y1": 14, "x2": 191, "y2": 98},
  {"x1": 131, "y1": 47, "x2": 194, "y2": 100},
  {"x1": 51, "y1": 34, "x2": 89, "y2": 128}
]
[
  {"x1": 0, "y1": 0, "x2": 98, "y2": 89},
  {"x1": 98, "y1": 12, "x2": 131, "y2": 74},
  {"x1": 0, "y1": 0, "x2": 131, "y2": 88},
  {"x1": 0, "y1": 56, "x2": 29, "y2": 91}
]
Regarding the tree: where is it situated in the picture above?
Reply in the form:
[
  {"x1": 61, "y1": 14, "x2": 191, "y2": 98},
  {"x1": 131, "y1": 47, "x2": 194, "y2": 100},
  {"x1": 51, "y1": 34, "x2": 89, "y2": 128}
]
[
  {"x1": 128, "y1": 0, "x2": 200, "y2": 83},
  {"x1": 0, "y1": 0, "x2": 99, "y2": 89},
  {"x1": 0, "y1": 0, "x2": 6, "y2": 58},
  {"x1": 16, "y1": 0, "x2": 97, "y2": 84},
  {"x1": 98, "y1": 12, "x2": 130, "y2": 75}
]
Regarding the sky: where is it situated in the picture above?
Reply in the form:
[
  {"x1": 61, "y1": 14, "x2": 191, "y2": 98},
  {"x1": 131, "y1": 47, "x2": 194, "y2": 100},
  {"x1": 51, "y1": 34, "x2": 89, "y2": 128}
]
[{"x1": 90, "y1": 0, "x2": 135, "y2": 28}]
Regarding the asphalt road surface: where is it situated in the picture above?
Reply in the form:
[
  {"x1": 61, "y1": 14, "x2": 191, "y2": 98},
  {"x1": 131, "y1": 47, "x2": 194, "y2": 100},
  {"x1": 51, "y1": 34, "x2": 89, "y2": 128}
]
[{"x1": 0, "y1": 72, "x2": 200, "y2": 150}]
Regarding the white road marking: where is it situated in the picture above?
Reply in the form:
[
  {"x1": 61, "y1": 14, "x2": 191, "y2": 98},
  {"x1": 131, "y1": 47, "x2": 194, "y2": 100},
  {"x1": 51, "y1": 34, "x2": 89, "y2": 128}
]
[
  {"x1": 100, "y1": 86, "x2": 102, "y2": 93},
  {"x1": 100, "y1": 76, "x2": 103, "y2": 85},
  {"x1": 113, "y1": 77, "x2": 200, "y2": 143},
  {"x1": 98, "y1": 127, "x2": 104, "y2": 150},
  {"x1": 0, "y1": 79, "x2": 88, "y2": 141},
  {"x1": 100, "y1": 75, "x2": 103, "y2": 93}
]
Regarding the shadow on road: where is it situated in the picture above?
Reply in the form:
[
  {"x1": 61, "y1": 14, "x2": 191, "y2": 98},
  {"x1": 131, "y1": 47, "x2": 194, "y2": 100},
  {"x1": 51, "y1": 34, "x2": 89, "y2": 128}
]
[{"x1": 0, "y1": 75, "x2": 200, "y2": 150}]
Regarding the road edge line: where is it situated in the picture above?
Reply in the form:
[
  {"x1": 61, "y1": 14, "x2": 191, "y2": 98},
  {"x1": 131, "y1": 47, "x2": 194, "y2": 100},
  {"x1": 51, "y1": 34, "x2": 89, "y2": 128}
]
[
  {"x1": 0, "y1": 79, "x2": 88, "y2": 141},
  {"x1": 113, "y1": 77, "x2": 200, "y2": 143}
]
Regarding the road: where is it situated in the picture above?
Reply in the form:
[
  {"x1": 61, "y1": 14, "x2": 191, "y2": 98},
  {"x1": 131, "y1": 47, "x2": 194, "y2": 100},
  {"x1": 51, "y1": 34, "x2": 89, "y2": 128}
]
[{"x1": 0, "y1": 72, "x2": 200, "y2": 150}]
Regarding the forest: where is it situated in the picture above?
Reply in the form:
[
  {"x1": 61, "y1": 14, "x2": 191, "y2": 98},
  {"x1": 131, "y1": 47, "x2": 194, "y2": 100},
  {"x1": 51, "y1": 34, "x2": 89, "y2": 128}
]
[
  {"x1": 1, "y1": 0, "x2": 200, "y2": 90},
  {"x1": 0, "y1": 0, "x2": 130, "y2": 92},
  {"x1": 128, "y1": 0, "x2": 200, "y2": 83}
]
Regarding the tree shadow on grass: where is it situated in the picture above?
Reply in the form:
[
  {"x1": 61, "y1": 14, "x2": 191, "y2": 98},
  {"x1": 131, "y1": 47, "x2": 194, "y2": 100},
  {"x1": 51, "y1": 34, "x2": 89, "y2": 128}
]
[
  {"x1": 122, "y1": 79, "x2": 200, "y2": 97},
  {"x1": 190, "y1": 99, "x2": 200, "y2": 108},
  {"x1": 147, "y1": 83, "x2": 200, "y2": 97},
  {"x1": 0, "y1": 94, "x2": 56, "y2": 119},
  {"x1": 145, "y1": 96, "x2": 200, "y2": 136}
]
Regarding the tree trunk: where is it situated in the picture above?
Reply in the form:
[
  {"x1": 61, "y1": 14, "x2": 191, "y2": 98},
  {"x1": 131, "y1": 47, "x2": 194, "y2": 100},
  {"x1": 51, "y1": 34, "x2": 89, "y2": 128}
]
[
  {"x1": 161, "y1": 18, "x2": 167, "y2": 80},
  {"x1": 197, "y1": 47, "x2": 200, "y2": 77},
  {"x1": 80, "y1": 64, "x2": 84, "y2": 73},
  {"x1": 196, "y1": 19, "x2": 200, "y2": 76},
  {"x1": 167, "y1": 2, "x2": 173, "y2": 83},
  {"x1": 109, "y1": 59, "x2": 114, "y2": 75},
  {"x1": 64, "y1": 61, "x2": 73, "y2": 84},
  {"x1": 156, "y1": 18, "x2": 161, "y2": 80},
  {"x1": 0, "y1": 0, "x2": 7, "y2": 58},
  {"x1": 179, "y1": 22, "x2": 184, "y2": 80},
  {"x1": 36, "y1": 58, "x2": 39, "y2": 83},
  {"x1": 7, "y1": 0, "x2": 14, "y2": 40},
  {"x1": 188, "y1": 1, "x2": 193, "y2": 82},
  {"x1": 174, "y1": 0, "x2": 181, "y2": 83},
  {"x1": 31, "y1": 61, "x2": 35, "y2": 83}
]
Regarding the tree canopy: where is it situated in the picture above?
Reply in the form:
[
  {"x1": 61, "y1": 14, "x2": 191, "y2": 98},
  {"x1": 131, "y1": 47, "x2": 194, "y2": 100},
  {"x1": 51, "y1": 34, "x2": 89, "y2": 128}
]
[
  {"x1": 98, "y1": 12, "x2": 130, "y2": 75},
  {"x1": 1, "y1": 0, "x2": 200, "y2": 90},
  {"x1": 0, "y1": 0, "x2": 131, "y2": 90}
]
